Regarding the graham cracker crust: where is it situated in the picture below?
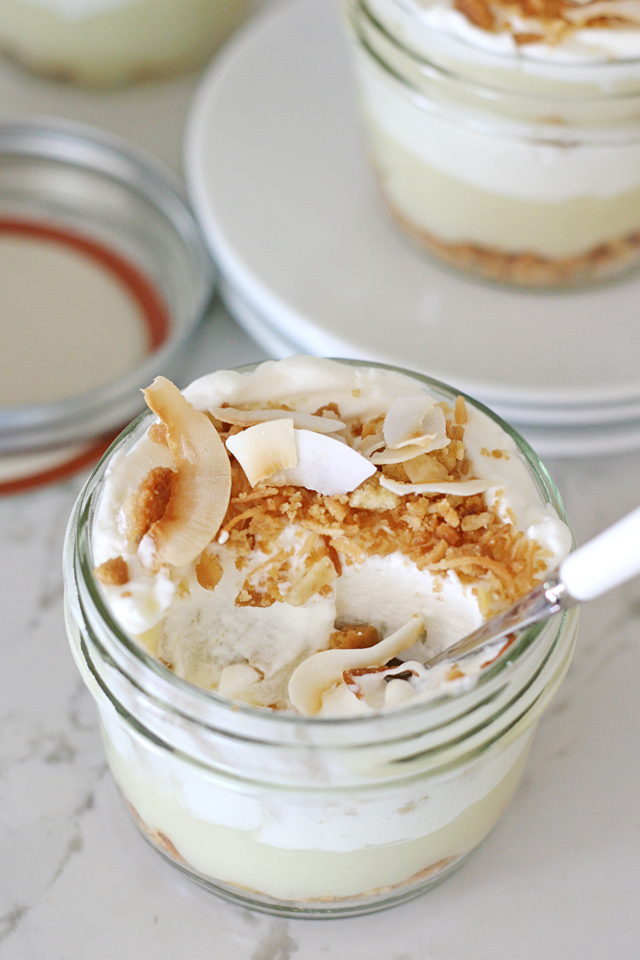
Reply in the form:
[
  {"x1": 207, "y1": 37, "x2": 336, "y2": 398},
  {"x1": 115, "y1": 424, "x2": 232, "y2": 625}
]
[
  {"x1": 125, "y1": 799, "x2": 461, "y2": 906},
  {"x1": 386, "y1": 196, "x2": 640, "y2": 288}
]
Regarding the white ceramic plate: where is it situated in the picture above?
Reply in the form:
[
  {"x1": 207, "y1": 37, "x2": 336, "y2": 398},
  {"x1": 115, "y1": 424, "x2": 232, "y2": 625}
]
[
  {"x1": 218, "y1": 274, "x2": 640, "y2": 458},
  {"x1": 219, "y1": 278, "x2": 299, "y2": 361},
  {"x1": 221, "y1": 271, "x2": 640, "y2": 427}
]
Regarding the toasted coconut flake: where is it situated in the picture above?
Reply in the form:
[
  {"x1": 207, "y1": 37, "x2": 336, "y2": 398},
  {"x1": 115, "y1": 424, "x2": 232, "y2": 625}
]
[
  {"x1": 370, "y1": 443, "x2": 435, "y2": 466},
  {"x1": 288, "y1": 615, "x2": 425, "y2": 716},
  {"x1": 383, "y1": 396, "x2": 449, "y2": 452},
  {"x1": 271, "y1": 429, "x2": 376, "y2": 496},
  {"x1": 356, "y1": 433, "x2": 386, "y2": 458},
  {"x1": 329, "y1": 537, "x2": 366, "y2": 563},
  {"x1": 379, "y1": 475, "x2": 492, "y2": 497},
  {"x1": 284, "y1": 555, "x2": 337, "y2": 606},
  {"x1": 210, "y1": 406, "x2": 346, "y2": 433},
  {"x1": 121, "y1": 466, "x2": 174, "y2": 546},
  {"x1": 454, "y1": 395, "x2": 468, "y2": 426},
  {"x1": 139, "y1": 377, "x2": 232, "y2": 569},
  {"x1": 226, "y1": 419, "x2": 297, "y2": 487}
]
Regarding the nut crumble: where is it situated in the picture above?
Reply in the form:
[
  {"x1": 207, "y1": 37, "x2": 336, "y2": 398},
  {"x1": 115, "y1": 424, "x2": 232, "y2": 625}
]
[
  {"x1": 91, "y1": 361, "x2": 571, "y2": 716},
  {"x1": 122, "y1": 465, "x2": 174, "y2": 545},
  {"x1": 102, "y1": 395, "x2": 549, "y2": 621},
  {"x1": 385, "y1": 190, "x2": 640, "y2": 287},
  {"x1": 453, "y1": 0, "x2": 640, "y2": 45},
  {"x1": 177, "y1": 401, "x2": 550, "y2": 618},
  {"x1": 94, "y1": 555, "x2": 129, "y2": 586}
]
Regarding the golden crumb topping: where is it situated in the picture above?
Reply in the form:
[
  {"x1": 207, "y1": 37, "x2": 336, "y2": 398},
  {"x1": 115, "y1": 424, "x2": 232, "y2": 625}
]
[
  {"x1": 97, "y1": 392, "x2": 551, "y2": 627},
  {"x1": 453, "y1": 0, "x2": 640, "y2": 44},
  {"x1": 122, "y1": 465, "x2": 174, "y2": 546},
  {"x1": 94, "y1": 555, "x2": 129, "y2": 586},
  {"x1": 329, "y1": 624, "x2": 382, "y2": 649},
  {"x1": 208, "y1": 404, "x2": 550, "y2": 617},
  {"x1": 195, "y1": 551, "x2": 224, "y2": 592}
]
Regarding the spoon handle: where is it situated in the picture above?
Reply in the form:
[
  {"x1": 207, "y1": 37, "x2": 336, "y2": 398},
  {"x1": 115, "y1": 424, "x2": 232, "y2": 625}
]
[{"x1": 560, "y1": 504, "x2": 640, "y2": 601}]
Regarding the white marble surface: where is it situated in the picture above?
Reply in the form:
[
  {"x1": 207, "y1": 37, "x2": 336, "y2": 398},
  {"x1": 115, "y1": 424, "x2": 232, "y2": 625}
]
[{"x1": 2, "y1": 26, "x2": 640, "y2": 960}]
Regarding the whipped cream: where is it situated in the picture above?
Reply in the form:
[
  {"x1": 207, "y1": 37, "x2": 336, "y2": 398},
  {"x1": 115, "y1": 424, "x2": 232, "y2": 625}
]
[
  {"x1": 370, "y1": 0, "x2": 640, "y2": 65},
  {"x1": 92, "y1": 358, "x2": 571, "y2": 717}
]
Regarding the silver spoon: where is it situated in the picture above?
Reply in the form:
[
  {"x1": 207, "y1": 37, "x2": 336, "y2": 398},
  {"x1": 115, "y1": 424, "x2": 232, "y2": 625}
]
[{"x1": 424, "y1": 504, "x2": 640, "y2": 669}]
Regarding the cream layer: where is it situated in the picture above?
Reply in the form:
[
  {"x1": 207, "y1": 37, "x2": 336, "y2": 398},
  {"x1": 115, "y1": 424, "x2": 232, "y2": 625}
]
[{"x1": 102, "y1": 708, "x2": 534, "y2": 900}]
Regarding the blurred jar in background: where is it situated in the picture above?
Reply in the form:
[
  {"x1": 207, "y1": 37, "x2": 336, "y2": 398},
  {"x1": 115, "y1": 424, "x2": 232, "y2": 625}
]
[
  {"x1": 342, "y1": 0, "x2": 640, "y2": 289},
  {"x1": 0, "y1": 0, "x2": 255, "y2": 86}
]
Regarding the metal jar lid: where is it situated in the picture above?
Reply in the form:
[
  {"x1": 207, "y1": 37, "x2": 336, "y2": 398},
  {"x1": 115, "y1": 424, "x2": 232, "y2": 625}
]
[{"x1": 0, "y1": 118, "x2": 215, "y2": 493}]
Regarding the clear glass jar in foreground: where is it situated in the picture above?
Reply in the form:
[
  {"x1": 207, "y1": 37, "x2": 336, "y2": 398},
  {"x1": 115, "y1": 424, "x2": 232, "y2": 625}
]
[
  {"x1": 63, "y1": 361, "x2": 578, "y2": 918},
  {"x1": 0, "y1": 0, "x2": 254, "y2": 86},
  {"x1": 343, "y1": 0, "x2": 640, "y2": 288}
]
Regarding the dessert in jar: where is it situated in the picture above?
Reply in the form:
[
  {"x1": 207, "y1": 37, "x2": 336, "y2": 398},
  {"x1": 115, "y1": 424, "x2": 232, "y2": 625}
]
[
  {"x1": 64, "y1": 357, "x2": 577, "y2": 917},
  {"x1": 0, "y1": 0, "x2": 254, "y2": 86},
  {"x1": 343, "y1": 0, "x2": 640, "y2": 287}
]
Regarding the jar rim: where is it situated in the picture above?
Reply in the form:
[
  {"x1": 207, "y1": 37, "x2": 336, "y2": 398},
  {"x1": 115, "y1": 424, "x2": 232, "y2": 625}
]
[{"x1": 352, "y1": 0, "x2": 640, "y2": 101}]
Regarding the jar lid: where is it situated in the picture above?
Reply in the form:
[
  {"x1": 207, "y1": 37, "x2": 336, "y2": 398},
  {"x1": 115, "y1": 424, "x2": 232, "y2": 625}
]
[{"x1": 0, "y1": 118, "x2": 215, "y2": 494}]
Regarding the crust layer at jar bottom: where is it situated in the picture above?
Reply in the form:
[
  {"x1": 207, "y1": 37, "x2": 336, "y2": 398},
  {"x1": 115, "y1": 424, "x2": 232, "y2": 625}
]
[
  {"x1": 384, "y1": 192, "x2": 640, "y2": 289},
  {"x1": 126, "y1": 799, "x2": 467, "y2": 918}
]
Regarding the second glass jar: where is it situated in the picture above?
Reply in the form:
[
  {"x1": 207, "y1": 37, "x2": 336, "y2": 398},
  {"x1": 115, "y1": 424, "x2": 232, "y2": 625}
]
[
  {"x1": 343, "y1": 0, "x2": 640, "y2": 288},
  {"x1": 0, "y1": 0, "x2": 255, "y2": 86}
]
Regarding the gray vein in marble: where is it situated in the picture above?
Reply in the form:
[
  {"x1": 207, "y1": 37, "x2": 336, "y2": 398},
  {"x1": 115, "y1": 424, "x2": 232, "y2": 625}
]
[
  {"x1": 0, "y1": 728, "x2": 77, "y2": 779},
  {"x1": 0, "y1": 770, "x2": 107, "y2": 949},
  {"x1": 250, "y1": 919, "x2": 297, "y2": 960},
  {"x1": 0, "y1": 905, "x2": 28, "y2": 946},
  {"x1": 48, "y1": 789, "x2": 98, "y2": 887}
]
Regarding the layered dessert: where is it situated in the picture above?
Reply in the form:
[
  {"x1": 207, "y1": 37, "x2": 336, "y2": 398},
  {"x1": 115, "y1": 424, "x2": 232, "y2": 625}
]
[
  {"x1": 345, "y1": 0, "x2": 640, "y2": 286},
  {"x1": 0, "y1": 0, "x2": 253, "y2": 86},
  {"x1": 93, "y1": 357, "x2": 570, "y2": 713},
  {"x1": 77, "y1": 357, "x2": 575, "y2": 910}
]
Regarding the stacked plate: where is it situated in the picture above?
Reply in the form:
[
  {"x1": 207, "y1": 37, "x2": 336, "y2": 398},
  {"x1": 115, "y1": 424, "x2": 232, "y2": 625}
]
[{"x1": 185, "y1": 0, "x2": 640, "y2": 458}]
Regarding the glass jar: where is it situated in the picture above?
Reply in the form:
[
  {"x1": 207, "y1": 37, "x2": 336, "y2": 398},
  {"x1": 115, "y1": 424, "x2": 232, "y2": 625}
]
[
  {"x1": 342, "y1": 0, "x2": 640, "y2": 288},
  {"x1": 0, "y1": 0, "x2": 255, "y2": 86},
  {"x1": 63, "y1": 362, "x2": 578, "y2": 917}
]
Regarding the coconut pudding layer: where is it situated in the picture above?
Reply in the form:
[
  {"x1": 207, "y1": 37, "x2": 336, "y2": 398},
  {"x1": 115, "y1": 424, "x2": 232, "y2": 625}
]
[
  {"x1": 349, "y1": 0, "x2": 640, "y2": 285},
  {"x1": 93, "y1": 357, "x2": 570, "y2": 717},
  {"x1": 101, "y1": 717, "x2": 535, "y2": 902},
  {"x1": 86, "y1": 357, "x2": 574, "y2": 906}
]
